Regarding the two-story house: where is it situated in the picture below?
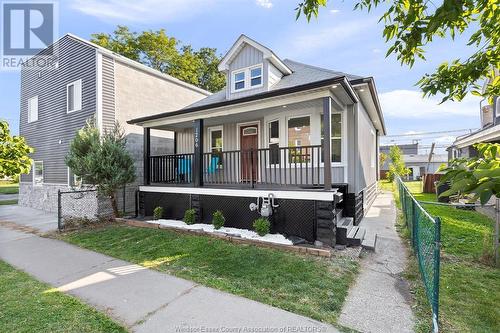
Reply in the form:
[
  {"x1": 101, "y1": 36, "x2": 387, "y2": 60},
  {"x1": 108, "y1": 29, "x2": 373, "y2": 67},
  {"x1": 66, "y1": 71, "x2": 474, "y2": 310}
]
[
  {"x1": 128, "y1": 35, "x2": 386, "y2": 247},
  {"x1": 19, "y1": 34, "x2": 209, "y2": 212}
]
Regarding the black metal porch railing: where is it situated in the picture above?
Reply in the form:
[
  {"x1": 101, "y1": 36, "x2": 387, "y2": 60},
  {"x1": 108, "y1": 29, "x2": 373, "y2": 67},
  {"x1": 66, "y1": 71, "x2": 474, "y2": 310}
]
[
  {"x1": 149, "y1": 153, "x2": 194, "y2": 184},
  {"x1": 149, "y1": 145, "x2": 324, "y2": 188}
]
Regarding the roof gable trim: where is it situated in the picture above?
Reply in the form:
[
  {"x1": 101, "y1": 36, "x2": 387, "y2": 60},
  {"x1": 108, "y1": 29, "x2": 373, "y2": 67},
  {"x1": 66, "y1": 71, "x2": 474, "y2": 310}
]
[{"x1": 218, "y1": 35, "x2": 292, "y2": 75}]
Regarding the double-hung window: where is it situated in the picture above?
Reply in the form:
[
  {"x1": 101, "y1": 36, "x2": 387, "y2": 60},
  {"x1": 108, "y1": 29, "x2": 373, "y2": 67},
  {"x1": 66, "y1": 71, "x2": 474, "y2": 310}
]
[
  {"x1": 28, "y1": 96, "x2": 38, "y2": 123},
  {"x1": 250, "y1": 66, "x2": 262, "y2": 87},
  {"x1": 209, "y1": 127, "x2": 223, "y2": 169},
  {"x1": 232, "y1": 64, "x2": 263, "y2": 92},
  {"x1": 33, "y1": 161, "x2": 44, "y2": 186},
  {"x1": 268, "y1": 120, "x2": 280, "y2": 165},
  {"x1": 321, "y1": 113, "x2": 343, "y2": 163},
  {"x1": 67, "y1": 79, "x2": 82, "y2": 113},
  {"x1": 234, "y1": 71, "x2": 245, "y2": 91}
]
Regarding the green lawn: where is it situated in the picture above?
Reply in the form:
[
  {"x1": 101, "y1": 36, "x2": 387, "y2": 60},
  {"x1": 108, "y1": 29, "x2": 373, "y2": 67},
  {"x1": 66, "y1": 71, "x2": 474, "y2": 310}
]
[
  {"x1": 0, "y1": 182, "x2": 19, "y2": 195},
  {"x1": 0, "y1": 260, "x2": 127, "y2": 333},
  {"x1": 389, "y1": 180, "x2": 500, "y2": 333},
  {"x1": 61, "y1": 225, "x2": 359, "y2": 326},
  {"x1": 0, "y1": 199, "x2": 17, "y2": 206}
]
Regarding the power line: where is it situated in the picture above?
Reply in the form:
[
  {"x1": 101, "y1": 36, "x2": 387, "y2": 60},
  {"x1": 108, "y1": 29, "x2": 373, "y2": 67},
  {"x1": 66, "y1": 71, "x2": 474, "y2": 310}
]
[{"x1": 385, "y1": 128, "x2": 476, "y2": 138}]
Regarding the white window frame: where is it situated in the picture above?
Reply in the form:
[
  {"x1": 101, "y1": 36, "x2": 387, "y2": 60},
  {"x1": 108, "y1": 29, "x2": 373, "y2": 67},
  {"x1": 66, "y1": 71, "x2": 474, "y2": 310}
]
[
  {"x1": 28, "y1": 96, "x2": 38, "y2": 123},
  {"x1": 67, "y1": 79, "x2": 82, "y2": 113},
  {"x1": 67, "y1": 167, "x2": 83, "y2": 188},
  {"x1": 286, "y1": 115, "x2": 312, "y2": 166},
  {"x1": 208, "y1": 126, "x2": 223, "y2": 153},
  {"x1": 266, "y1": 119, "x2": 281, "y2": 167},
  {"x1": 320, "y1": 112, "x2": 345, "y2": 165},
  {"x1": 231, "y1": 64, "x2": 263, "y2": 93},
  {"x1": 33, "y1": 161, "x2": 43, "y2": 186}
]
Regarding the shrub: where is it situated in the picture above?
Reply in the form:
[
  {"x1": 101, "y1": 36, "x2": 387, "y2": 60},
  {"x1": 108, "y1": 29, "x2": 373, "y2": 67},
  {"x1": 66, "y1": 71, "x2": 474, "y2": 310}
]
[
  {"x1": 184, "y1": 208, "x2": 196, "y2": 225},
  {"x1": 212, "y1": 210, "x2": 225, "y2": 230},
  {"x1": 253, "y1": 218, "x2": 271, "y2": 236},
  {"x1": 153, "y1": 206, "x2": 163, "y2": 220}
]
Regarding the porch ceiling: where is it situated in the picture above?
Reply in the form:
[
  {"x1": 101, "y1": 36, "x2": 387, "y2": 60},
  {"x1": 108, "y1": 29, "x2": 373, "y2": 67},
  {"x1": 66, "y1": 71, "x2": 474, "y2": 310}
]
[{"x1": 146, "y1": 85, "x2": 352, "y2": 131}]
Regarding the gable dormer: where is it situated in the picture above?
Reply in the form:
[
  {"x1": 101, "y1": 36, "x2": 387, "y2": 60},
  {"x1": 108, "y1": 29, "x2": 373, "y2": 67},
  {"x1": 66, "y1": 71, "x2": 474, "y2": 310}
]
[{"x1": 218, "y1": 35, "x2": 292, "y2": 100}]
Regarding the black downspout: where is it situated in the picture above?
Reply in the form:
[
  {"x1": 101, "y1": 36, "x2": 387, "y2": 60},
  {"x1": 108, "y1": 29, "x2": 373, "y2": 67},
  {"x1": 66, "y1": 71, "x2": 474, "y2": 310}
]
[{"x1": 144, "y1": 127, "x2": 151, "y2": 185}]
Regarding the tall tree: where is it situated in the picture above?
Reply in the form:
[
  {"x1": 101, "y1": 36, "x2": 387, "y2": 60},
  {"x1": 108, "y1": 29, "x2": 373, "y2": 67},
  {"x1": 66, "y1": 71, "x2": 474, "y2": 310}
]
[
  {"x1": 66, "y1": 120, "x2": 136, "y2": 218},
  {"x1": 296, "y1": 1, "x2": 500, "y2": 103},
  {"x1": 0, "y1": 120, "x2": 33, "y2": 179},
  {"x1": 387, "y1": 145, "x2": 410, "y2": 181},
  {"x1": 91, "y1": 26, "x2": 226, "y2": 92}
]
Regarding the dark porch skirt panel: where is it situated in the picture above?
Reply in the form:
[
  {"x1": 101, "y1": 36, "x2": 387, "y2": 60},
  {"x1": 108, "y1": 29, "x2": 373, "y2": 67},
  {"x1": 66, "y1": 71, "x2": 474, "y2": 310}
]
[{"x1": 141, "y1": 192, "x2": 190, "y2": 220}]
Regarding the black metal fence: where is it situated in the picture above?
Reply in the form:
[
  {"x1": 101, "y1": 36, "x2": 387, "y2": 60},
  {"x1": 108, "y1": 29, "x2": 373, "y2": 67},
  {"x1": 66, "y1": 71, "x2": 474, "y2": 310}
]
[
  {"x1": 57, "y1": 187, "x2": 136, "y2": 230},
  {"x1": 396, "y1": 176, "x2": 441, "y2": 333}
]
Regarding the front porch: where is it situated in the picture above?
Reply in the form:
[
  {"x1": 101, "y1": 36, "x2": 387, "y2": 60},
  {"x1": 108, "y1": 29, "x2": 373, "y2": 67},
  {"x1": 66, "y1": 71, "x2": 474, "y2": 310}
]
[{"x1": 143, "y1": 96, "x2": 346, "y2": 191}]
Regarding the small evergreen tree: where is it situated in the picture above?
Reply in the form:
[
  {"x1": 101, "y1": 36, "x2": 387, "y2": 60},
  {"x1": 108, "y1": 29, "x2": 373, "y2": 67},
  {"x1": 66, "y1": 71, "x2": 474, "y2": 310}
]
[
  {"x1": 387, "y1": 145, "x2": 409, "y2": 182},
  {"x1": 66, "y1": 119, "x2": 136, "y2": 218}
]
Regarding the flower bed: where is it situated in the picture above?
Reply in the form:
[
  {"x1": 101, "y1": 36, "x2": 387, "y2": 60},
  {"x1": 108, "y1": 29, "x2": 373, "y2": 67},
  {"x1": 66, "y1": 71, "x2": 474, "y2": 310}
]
[{"x1": 146, "y1": 219, "x2": 293, "y2": 245}]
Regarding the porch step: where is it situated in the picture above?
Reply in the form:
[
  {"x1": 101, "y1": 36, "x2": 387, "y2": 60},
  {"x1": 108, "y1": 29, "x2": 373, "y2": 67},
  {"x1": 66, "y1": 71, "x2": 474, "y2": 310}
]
[
  {"x1": 347, "y1": 226, "x2": 366, "y2": 247},
  {"x1": 335, "y1": 217, "x2": 353, "y2": 245},
  {"x1": 361, "y1": 233, "x2": 377, "y2": 251}
]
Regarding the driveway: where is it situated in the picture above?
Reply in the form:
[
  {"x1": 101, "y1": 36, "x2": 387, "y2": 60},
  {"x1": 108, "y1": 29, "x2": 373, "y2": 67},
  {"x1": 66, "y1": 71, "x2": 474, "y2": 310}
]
[{"x1": 0, "y1": 205, "x2": 58, "y2": 233}]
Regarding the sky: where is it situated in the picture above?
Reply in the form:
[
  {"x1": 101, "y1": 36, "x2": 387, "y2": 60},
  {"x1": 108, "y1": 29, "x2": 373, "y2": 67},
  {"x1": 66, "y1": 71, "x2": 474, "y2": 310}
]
[{"x1": 0, "y1": 0, "x2": 484, "y2": 153}]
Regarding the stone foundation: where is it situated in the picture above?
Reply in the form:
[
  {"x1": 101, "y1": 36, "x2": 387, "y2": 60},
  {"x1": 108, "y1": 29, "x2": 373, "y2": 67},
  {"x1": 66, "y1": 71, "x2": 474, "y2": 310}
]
[{"x1": 19, "y1": 183, "x2": 69, "y2": 212}]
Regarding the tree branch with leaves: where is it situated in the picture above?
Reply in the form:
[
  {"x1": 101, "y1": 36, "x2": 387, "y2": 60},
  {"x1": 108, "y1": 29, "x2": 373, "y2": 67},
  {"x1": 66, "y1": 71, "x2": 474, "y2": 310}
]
[
  {"x1": 0, "y1": 120, "x2": 33, "y2": 179},
  {"x1": 296, "y1": 0, "x2": 500, "y2": 103},
  {"x1": 91, "y1": 26, "x2": 226, "y2": 93}
]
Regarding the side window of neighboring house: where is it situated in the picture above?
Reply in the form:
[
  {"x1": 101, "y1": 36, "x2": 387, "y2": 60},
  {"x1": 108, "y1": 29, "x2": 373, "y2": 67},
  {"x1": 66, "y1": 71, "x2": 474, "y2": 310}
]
[
  {"x1": 33, "y1": 161, "x2": 43, "y2": 186},
  {"x1": 67, "y1": 79, "x2": 82, "y2": 113},
  {"x1": 68, "y1": 168, "x2": 83, "y2": 188},
  {"x1": 28, "y1": 96, "x2": 38, "y2": 123}
]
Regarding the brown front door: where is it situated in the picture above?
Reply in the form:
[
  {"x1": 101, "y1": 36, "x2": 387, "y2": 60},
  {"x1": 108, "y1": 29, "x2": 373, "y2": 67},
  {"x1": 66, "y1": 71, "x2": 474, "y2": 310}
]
[{"x1": 240, "y1": 125, "x2": 258, "y2": 182}]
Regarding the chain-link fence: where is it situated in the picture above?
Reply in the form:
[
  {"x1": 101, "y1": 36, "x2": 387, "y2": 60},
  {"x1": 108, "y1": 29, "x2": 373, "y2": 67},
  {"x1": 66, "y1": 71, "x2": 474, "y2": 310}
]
[
  {"x1": 395, "y1": 176, "x2": 441, "y2": 333},
  {"x1": 57, "y1": 187, "x2": 137, "y2": 230}
]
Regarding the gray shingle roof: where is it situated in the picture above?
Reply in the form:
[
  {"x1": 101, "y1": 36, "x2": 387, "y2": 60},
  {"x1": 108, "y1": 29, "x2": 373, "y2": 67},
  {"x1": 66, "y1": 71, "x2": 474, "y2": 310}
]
[{"x1": 184, "y1": 59, "x2": 364, "y2": 109}]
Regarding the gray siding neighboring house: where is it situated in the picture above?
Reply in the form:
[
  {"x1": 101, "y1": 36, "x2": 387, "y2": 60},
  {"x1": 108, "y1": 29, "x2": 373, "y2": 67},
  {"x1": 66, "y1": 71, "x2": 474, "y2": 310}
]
[{"x1": 19, "y1": 34, "x2": 210, "y2": 212}]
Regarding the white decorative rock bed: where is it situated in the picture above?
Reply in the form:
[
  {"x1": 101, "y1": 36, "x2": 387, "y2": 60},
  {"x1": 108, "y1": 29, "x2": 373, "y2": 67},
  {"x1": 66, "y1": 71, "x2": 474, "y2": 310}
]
[{"x1": 146, "y1": 219, "x2": 293, "y2": 246}]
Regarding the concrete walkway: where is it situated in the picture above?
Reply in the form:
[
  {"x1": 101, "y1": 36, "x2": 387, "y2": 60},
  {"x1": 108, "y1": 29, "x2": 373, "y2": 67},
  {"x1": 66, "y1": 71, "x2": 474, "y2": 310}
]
[
  {"x1": 0, "y1": 206, "x2": 340, "y2": 333},
  {"x1": 0, "y1": 205, "x2": 58, "y2": 233},
  {"x1": 338, "y1": 191, "x2": 415, "y2": 333}
]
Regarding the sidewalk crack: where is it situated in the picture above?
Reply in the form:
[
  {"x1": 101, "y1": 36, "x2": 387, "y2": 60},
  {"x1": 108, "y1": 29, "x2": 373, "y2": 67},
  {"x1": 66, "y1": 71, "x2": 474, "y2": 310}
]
[{"x1": 131, "y1": 284, "x2": 199, "y2": 328}]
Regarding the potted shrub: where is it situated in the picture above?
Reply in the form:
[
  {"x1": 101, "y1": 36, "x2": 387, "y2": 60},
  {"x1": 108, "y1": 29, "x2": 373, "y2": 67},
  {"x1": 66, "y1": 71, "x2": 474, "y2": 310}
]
[
  {"x1": 253, "y1": 217, "x2": 270, "y2": 236},
  {"x1": 212, "y1": 210, "x2": 225, "y2": 230},
  {"x1": 153, "y1": 206, "x2": 163, "y2": 220},
  {"x1": 184, "y1": 208, "x2": 196, "y2": 225}
]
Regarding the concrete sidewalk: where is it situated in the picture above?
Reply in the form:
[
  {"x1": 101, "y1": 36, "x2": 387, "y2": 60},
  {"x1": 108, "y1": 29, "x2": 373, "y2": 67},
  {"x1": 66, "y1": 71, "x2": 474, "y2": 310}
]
[
  {"x1": 0, "y1": 222, "x2": 339, "y2": 332},
  {"x1": 0, "y1": 205, "x2": 58, "y2": 233},
  {"x1": 338, "y1": 191, "x2": 415, "y2": 333}
]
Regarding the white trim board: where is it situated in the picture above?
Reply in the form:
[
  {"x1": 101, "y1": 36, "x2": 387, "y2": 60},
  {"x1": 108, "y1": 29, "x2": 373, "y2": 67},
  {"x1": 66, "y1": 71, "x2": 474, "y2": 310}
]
[{"x1": 140, "y1": 186, "x2": 339, "y2": 201}]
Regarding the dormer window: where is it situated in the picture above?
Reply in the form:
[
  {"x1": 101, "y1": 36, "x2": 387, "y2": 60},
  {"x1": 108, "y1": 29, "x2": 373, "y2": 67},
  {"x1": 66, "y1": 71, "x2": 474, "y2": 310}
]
[
  {"x1": 234, "y1": 71, "x2": 245, "y2": 91},
  {"x1": 231, "y1": 64, "x2": 263, "y2": 92},
  {"x1": 250, "y1": 66, "x2": 262, "y2": 86}
]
